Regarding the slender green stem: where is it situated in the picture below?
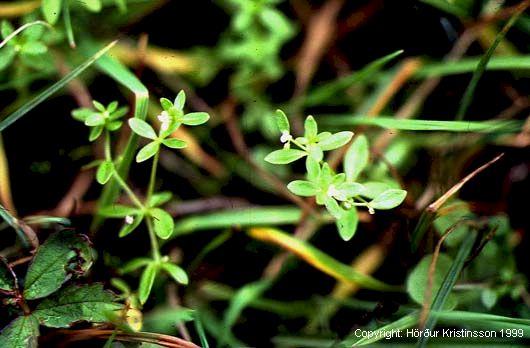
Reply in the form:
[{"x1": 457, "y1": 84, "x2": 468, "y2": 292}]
[
  {"x1": 146, "y1": 216, "x2": 161, "y2": 261},
  {"x1": 146, "y1": 150, "x2": 159, "y2": 202},
  {"x1": 110, "y1": 170, "x2": 144, "y2": 210}
]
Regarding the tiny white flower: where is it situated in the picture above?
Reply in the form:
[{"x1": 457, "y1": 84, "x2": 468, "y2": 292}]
[
  {"x1": 280, "y1": 131, "x2": 292, "y2": 143},
  {"x1": 158, "y1": 111, "x2": 171, "y2": 131},
  {"x1": 368, "y1": 206, "x2": 375, "y2": 215},
  {"x1": 125, "y1": 215, "x2": 134, "y2": 225}
]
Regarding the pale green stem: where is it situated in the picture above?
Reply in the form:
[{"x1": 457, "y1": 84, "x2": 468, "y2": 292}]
[{"x1": 146, "y1": 216, "x2": 161, "y2": 261}]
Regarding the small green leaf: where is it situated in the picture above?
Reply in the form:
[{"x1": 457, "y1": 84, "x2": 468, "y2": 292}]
[
  {"x1": 0, "y1": 315, "x2": 39, "y2": 348},
  {"x1": 305, "y1": 156, "x2": 321, "y2": 182},
  {"x1": 136, "y1": 142, "x2": 160, "y2": 162},
  {"x1": 318, "y1": 131, "x2": 353, "y2": 151},
  {"x1": 85, "y1": 113, "x2": 104, "y2": 126},
  {"x1": 174, "y1": 90, "x2": 186, "y2": 110},
  {"x1": 92, "y1": 100, "x2": 105, "y2": 112},
  {"x1": 80, "y1": 0, "x2": 102, "y2": 12},
  {"x1": 98, "y1": 204, "x2": 139, "y2": 218},
  {"x1": 71, "y1": 108, "x2": 93, "y2": 122},
  {"x1": 264, "y1": 149, "x2": 306, "y2": 164},
  {"x1": 324, "y1": 197, "x2": 343, "y2": 220},
  {"x1": 160, "y1": 98, "x2": 173, "y2": 110},
  {"x1": 162, "y1": 138, "x2": 187, "y2": 149},
  {"x1": 1, "y1": 21, "x2": 14, "y2": 38},
  {"x1": 406, "y1": 253, "x2": 457, "y2": 309},
  {"x1": 304, "y1": 115, "x2": 318, "y2": 139},
  {"x1": 150, "y1": 208, "x2": 174, "y2": 239},
  {"x1": 34, "y1": 284, "x2": 121, "y2": 328},
  {"x1": 89, "y1": 126, "x2": 103, "y2": 141},
  {"x1": 274, "y1": 109, "x2": 289, "y2": 133},
  {"x1": 148, "y1": 192, "x2": 172, "y2": 207},
  {"x1": 182, "y1": 112, "x2": 209, "y2": 126},
  {"x1": 370, "y1": 189, "x2": 407, "y2": 210},
  {"x1": 307, "y1": 144, "x2": 323, "y2": 161},
  {"x1": 24, "y1": 231, "x2": 93, "y2": 300},
  {"x1": 118, "y1": 214, "x2": 143, "y2": 238},
  {"x1": 345, "y1": 135, "x2": 369, "y2": 182},
  {"x1": 160, "y1": 263, "x2": 188, "y2": 285},
  {"x1": 106, "y1": 121, "x2": 123, "y2": 131},
  {"x1": 139, "y1": 263, "x2": 158, "y2": 304},
  {"x1": 120, "y1": 257, "x2": 151, "y2": 274},
  {"x1": 21, "y1": 42, "x2": 47, "y2": 55},
  {"x1": 336, "y1": 207, "x2": 358, "y2": 241},
  {"x1": 128, "y1": 119, "x2": 157, "y2": 139},
  {"x1": 107, "y1": 101, "x2": 118, "y2": 113},
  {"x1": 336, "y1": 182, "x2": 365, "y2": 198},
  {"x1": 42, "y1": 0, "x2": 62, "y2": 24},
  {"x1": 96, "y1": 160, "x2": 113, "y2": 185},
  {"x1": 287, "y1": 180, "x2": 319, "y2": 197},
  {"x1": 0, "y1": 46, "x2": 16, "y2": 71},
  {"x1": 360, "y1": 182, "x2": 391, "y2": 199}
]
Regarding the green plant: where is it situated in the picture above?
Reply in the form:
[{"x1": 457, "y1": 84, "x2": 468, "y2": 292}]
[
  {"x1": 0, "y1": 230, "x2": 121, "y2": 347},
  {"x1": 265, "y1": 110, "x2": 407, "y2": 240},
  {"x1": 71, "y1": 90, "x2": 209, "y2": 304}
]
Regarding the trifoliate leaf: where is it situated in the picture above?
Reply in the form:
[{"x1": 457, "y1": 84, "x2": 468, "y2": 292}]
[
  {"x1": 287, "y1": 180, "x2": 319, "y2": 197},
  {"x1": 264, "y1": 149, "x2": 306, "y2": 164},
  {"x1": 369, "y1": 189, "x2": 407, "y2": 210},
  {"x1": 96, "y1": 160, "x2": 113, "y2": 185},
  {"x1": 150, "y1": 208, "x2": 174, "y2": 239},
  {"x1": 182, "y1": 112, "x2": 209, "y2": 126},
  {"x1": 406, "y1": 253, "x2": 457, "y2": 309},
  {"x1": 34, "y1": 284, "x2": 120, "y2": 328},
  {"x1": 136, "y1": 142, "x2": 160, "y2": 163},
  {"x1": 160, "y1": 263, "x2": 188, "y2": 285},
  {"x1": 0, "y1": 315, "x2": 39, "y2": 348},
  {"x1": 24, "y1": 231, "x2": 93, "y2": 300},
  {"x1": 318, "y1": 131, "x2": 353, "y2": 151},
  {"x1": 139, "y1": 263, "x2": 158, "y2": 304},
  {"x1": 128, "y1": 119, "x2": 157, "y2": 140},
  {"x1": 274, "y1": 109, "x2": 289, "y2": 133},
  {"x1": 345, "y1": 135, "x2": 369, "y2": 182}
]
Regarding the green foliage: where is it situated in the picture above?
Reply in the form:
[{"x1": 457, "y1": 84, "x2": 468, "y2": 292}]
[
  {"x1": 265, "y1": 111, "x2": 407, "y2": 240},
  {"x1": 33, "y1": 284, "x2": 120, "y2": 328},
  {"x1": 23, "y1": 230, "x2": 93, "y2": 300},
  {"x1": 0, "y1": 315, "x2": 39, "y2": 348},
  {"x1": 0, "y1": 231, "x2": 121, "y2": 347},
  {"x1": 72, "y1": 100, "x2": 129, "y2": 142}
]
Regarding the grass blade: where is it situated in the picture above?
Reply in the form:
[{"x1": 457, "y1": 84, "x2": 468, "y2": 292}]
[
  {"x1": 319, "y1": 116, "x2": 522, "y2": 133},
  {"x1": 0, "y1": 40, "x2": 116, "y2": 132},
  {"x1": 172, "y1": 206, "x2": 318, "y2": 237},
  {"x1": 417, "y1": 231, "x2": 477, "y2": 348},
  {"x1": 347, "y1": 312, "x2": 418, "y2": 346},
  {"x1": 456, "y1": 2, "x2": 529, "y2": 120},
  {"x1": 303, "y1": 50, "x2": 403, "y2": 107},
  {"x1": 248, "y1": 227, "x2": 400, "y2": 292}
]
